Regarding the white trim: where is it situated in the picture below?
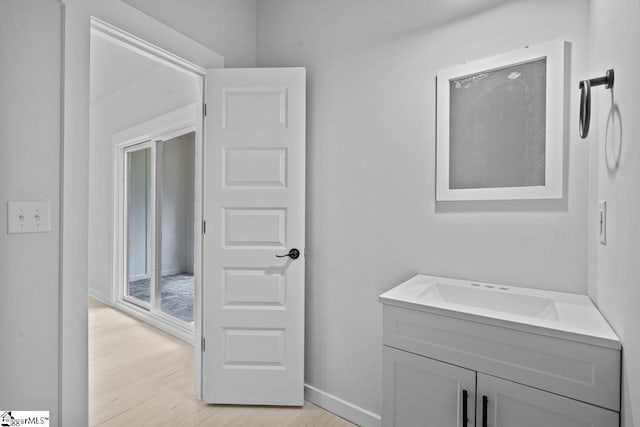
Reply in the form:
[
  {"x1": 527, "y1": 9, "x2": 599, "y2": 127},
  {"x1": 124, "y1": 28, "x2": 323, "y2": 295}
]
[
  {"x1": 436, "y1": 39, "x2": 568, "y2": 201},
  {"x1": 112, "y1": 104, "x2": 197, "y2": 144},
  {"x1": 123, "y1": 294, "x2": 151, "y2": 310},
  {"x1": 193, "y1": 78, "x2": 205, "y2": 399},
  {"x1": 149, "y1": 139, "x2": 159, "y2": 319},
  {"x1": 91, "y1": 18, "x2": 205, "y2": 77},
  {"x1": 120, "y1": 140, "x2": 156, "y2": 308},
  {"x1": 113, "y1": 301, "x2": 194, "y2": 345},
  {"x1": 304, "y1": 384, "x2": 381, "y2": 427},
  {"x1": 88, "y1": 289, "x2": 112, "y2": 306}
]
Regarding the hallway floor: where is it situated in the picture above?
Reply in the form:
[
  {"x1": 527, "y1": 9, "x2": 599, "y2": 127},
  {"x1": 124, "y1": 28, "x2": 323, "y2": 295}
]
[{"x1": 89, "y1": 298, "x2": 354, "y2": 426}]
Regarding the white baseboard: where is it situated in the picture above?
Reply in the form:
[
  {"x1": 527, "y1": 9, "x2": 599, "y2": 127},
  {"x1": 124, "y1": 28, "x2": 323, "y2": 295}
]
[
  {"x1": 88, "y1": 288, "x2": 112, "y2": 306},
  {"x1": 161, "y1": 268, "x2": 181, "y2": 276},
  {"x1": 129, "y1": 269, "x2": 190, "y2": 280},
  {"x1": 113, "y1": 301, "x2": 194, "y2": 345},
  {"x1": 304, "y1": 384, "x2": 381, "y2": 427}
]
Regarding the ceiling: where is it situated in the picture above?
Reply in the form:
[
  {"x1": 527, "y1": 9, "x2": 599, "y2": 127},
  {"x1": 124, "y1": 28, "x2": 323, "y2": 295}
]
[{"x1": 90, "y1": 34, "x2": 163, "y2": 105}]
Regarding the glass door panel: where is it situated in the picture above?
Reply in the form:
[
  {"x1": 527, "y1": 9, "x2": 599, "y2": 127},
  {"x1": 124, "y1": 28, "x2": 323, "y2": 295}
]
[
  {"x1": 158, "y1": 133, "x2": 195, "y2": 323},
  {"x1": 126, "y1": 146, "x2": 153, "y2": 307}
]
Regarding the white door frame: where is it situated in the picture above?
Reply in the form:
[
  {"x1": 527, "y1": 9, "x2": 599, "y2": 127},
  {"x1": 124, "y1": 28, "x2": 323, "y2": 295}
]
[
  {"x1": 61, "y1": 1, "x2": 223, "y2": 423},
  {"x1": 113, "y1": 114, "x2": 198, "y2": 343}
]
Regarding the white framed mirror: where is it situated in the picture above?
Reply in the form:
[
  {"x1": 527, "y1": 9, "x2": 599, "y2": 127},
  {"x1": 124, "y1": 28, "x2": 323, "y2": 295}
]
[{"x1": 436, "y1": 39, "x2": 568, "y2": 201}]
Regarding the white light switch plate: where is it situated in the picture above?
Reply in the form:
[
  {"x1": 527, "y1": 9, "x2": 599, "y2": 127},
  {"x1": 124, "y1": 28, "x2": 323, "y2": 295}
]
[
  {"x1": 7, "y1": 202, "x2": 52, "y2": 234},
  {"x1": 597, "y1": 200, "x2": 607, "y2": 245}
]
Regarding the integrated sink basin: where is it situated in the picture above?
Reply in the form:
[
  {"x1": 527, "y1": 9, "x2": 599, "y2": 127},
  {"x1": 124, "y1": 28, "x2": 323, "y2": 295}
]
[
  {"x1": 379, "y1": 274, "x2": 620, "y2": 349},
  {"x1": 418, "y1": 282, "x2": 559, "y2": 320}
]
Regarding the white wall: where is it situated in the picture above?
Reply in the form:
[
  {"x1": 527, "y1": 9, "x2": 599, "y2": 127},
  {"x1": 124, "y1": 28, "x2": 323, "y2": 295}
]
[
  {"x1": 587, "y1": 1, "x2": 640, "y2": 425},
  {"x1": 161, "y1": 133, "x2": 195, "y2": 276},
  {"x1": 257, "y1": 0, "x2": 590, "y2": 417},
  {"x1": 89, "y1": 60, "x2": 198, "y2": 302},
  {"x1": 0, "y1": 0, "x2": 61, "y2": 424},
  {"x1": 122, "y1": 0, "x2": 256, "y2": 68}
]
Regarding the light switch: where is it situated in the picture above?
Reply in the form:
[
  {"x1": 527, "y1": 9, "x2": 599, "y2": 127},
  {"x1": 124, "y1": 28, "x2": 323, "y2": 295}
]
[
  {"x1": 7, "y1": 202, "x2": 52, "y2": 234},
  {"x1": 597, "y1": 200, "x2": 607, "y2": 245}
]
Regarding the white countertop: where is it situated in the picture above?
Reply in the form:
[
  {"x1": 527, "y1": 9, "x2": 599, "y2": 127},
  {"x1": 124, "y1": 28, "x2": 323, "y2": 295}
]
[{"x1": 379, "y1": 274, "x2": 621, "y2": 350}]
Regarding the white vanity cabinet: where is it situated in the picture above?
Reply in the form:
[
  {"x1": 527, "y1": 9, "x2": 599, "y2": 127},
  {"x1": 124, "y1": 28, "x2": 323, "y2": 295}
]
[
  {"x1": 380, "y1": 275, "x2": 622, "y2": 427},
  {"x1": 383, "y1": 346, "x2": 618, "y2": 427}
]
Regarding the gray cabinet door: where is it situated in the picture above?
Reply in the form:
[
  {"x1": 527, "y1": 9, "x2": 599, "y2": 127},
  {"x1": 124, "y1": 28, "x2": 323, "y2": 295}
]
[
  {"x1": 476, "y1": 373, "x2": 619, "y2": 427},
  {"x1": 382, "y1": 346, "x2": 475, "y2": 427}
]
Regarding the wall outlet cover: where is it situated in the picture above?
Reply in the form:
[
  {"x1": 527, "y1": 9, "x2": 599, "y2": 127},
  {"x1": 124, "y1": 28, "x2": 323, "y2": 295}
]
[
  {"x1": 7, "y1": 202, "x2": 52, "y2": 234},
  {"x1": 597, "y1": 200, "x2": 607, "y2": 245}
]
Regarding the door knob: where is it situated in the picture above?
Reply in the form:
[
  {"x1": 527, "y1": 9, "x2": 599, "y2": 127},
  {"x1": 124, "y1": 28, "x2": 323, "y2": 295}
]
[{"x1": 275, "y1": 248, "x2": 300, "y2": 259}]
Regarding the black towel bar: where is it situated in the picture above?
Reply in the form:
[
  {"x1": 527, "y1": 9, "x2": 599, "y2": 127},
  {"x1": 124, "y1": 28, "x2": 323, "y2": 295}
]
[{"x1": 579, "y1": 69, "x2": 614, "y2": 139}]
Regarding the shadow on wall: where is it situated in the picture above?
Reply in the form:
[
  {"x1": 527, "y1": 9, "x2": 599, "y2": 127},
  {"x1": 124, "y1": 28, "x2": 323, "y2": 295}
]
[
  {"x1": 435, "y1": 198, "x2": 568, "y2": 213},
  {"x1": 605, "y1": 90, "x2": 622, "y2": 175}
]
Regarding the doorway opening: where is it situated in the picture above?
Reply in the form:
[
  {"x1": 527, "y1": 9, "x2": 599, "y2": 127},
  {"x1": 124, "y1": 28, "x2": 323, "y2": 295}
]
[{"x1": 88, "y1": 19, "x2": 204, "y2": 345}]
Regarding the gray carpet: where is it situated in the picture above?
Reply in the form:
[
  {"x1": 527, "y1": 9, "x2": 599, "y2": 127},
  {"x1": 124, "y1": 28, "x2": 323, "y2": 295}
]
[{"x1": 129, "y1": 273, "x2": 194, "y2": 323}]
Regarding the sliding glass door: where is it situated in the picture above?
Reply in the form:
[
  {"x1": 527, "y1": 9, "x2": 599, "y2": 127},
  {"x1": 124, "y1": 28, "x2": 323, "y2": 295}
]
[
  {"x1": 125, "y1": 143, "x2": 154, "y2": 309},
  {"x1": 158, "y1": 134, "x2": 195, "y2": 323},
  {"x1": 122, "y1": 132, "x2": 195, "y2": 329}
]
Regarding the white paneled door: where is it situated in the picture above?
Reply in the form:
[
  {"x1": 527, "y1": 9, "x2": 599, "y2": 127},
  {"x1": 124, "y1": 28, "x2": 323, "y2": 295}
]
[{"x1": 202, "y1": 68, "x2": 306, "y2": 405}]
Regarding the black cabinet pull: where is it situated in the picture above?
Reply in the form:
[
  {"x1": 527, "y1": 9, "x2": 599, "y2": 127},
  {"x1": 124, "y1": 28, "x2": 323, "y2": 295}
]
[
  {"x1": 482, "y1": 395, "x2": 488, "y2": 427},
  {"x1": 462, "y1": 389, "x2": 468, "y2": 427}
]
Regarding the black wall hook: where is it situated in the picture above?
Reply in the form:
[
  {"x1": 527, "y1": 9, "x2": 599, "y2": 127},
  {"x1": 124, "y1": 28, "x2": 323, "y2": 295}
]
[{"x1": 579, "y1": 69, "x2": 614, "y2": 139}]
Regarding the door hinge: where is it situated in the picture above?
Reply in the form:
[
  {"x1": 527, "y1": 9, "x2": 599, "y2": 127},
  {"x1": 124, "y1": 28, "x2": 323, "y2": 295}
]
[
  {"x1": 203, "y1": 220, "x2": 206, "y2": 234},
  {"x1": 202, "y1": 337, "x2": 205, "y2": 352},
  {"x1": 203, "y1": 103, "x2": 207, "y2": 117}
]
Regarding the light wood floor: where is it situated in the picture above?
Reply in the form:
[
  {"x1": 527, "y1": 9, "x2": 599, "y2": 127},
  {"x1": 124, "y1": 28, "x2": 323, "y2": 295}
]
[{"x1": 89, "y1": 298, "x2": 354, "y2": 426}]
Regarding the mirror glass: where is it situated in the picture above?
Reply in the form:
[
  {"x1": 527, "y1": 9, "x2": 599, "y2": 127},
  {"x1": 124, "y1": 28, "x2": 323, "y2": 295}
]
[{"x1": 449, "y1": 58, "x2": 547, "y2": 190}]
